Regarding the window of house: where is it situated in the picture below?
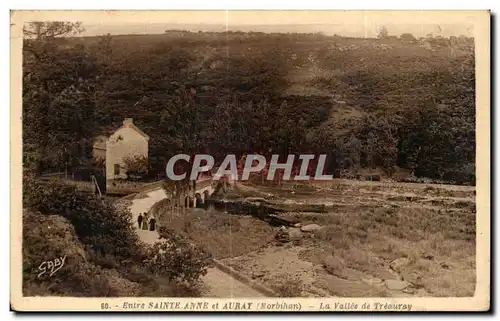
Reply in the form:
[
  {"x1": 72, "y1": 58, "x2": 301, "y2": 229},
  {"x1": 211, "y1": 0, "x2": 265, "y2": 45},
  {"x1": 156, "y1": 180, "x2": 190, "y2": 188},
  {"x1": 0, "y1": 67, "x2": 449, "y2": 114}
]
[{"x1": 114, "y1": 164, "x2": 120, "y2": 176}]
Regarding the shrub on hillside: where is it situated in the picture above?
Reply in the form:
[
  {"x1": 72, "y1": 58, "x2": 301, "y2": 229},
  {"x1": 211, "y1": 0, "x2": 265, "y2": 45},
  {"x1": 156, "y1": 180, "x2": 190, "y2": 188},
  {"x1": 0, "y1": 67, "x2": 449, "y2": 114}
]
[
  {"x1": 272, "y1": 274, "x2": 304, "y2": 297},
  {"x1": 22, "y1": 209, "x2": 125, "y2": 296},
  {"x1": 22, "y1": 175, "x2": 196, "y2": 297},
  {"x1": 144, "y1": 227, "x2": 213, "y2": 286},
  {"x1": 23, "y1": 175, "x2": 142, "y2": 260}
]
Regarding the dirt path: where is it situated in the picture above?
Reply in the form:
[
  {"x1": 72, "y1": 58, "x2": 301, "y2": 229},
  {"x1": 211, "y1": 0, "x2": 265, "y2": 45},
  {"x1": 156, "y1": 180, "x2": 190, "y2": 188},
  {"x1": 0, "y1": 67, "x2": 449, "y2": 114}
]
[{"x1": 127, "y1": 188, "x2": 266, "y2": 298}]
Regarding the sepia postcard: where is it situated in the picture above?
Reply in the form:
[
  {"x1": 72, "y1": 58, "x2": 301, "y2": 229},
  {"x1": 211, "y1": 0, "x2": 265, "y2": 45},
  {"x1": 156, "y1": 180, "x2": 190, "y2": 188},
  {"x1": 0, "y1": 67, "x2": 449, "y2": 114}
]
[{"x1": 10, "y1": 10, "x2": 490, "y2": 312}]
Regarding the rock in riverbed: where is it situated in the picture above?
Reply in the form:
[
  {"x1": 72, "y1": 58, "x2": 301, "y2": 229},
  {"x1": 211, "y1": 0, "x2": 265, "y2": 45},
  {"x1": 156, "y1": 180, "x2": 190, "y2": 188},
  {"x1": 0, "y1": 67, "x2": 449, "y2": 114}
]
[
  {"x1": 275, "y1": 227, "x2": 303, "y2": 243},
  {"x1": 322, "y1": 255, "x2": 345, "y2": 274},
  {"x1": 390, "y1": 257, "x2": 410, "y2": 272},
  {"x1": 288, "y1": 228, "x2": 303, "y2": 241},
  {"x1": 301, "y1": 224, "x2": 322, "y2": 232},
  {"x1": 385, "y1": 279, "x2": 410, "y2": 290},
  {"x1": 275, "y1": 227, "x2": 290, "y2": 243}
]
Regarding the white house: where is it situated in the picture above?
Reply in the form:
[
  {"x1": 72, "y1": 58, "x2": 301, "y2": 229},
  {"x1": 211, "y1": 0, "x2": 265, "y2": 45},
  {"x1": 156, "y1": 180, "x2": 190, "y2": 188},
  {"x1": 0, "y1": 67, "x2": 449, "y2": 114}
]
[{"x1": 104, "y1": 118, "x2": 149, "y2": 184}]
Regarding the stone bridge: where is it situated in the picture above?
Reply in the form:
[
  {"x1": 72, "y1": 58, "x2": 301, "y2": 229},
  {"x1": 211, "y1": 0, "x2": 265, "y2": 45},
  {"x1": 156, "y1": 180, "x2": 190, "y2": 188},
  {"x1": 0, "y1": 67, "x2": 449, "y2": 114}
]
[
  {"x1": 181, "y1": 172, "x2": 235, "y2": 208},
  {"x1": 157, "y1": 176, "x2": 223, "y2": 209},
  {"x1": 191, "y1": 177, "x2": 216, "y2": 208},
  {"x1": 108, "y1": 173, "x2": 231, "y2": 207}
]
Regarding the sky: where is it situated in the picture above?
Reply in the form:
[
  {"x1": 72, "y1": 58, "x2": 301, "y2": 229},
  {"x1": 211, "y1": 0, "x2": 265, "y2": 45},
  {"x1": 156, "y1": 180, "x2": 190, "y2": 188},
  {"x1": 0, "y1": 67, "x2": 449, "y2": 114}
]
[{"x1": 66, "y1": 11, "x2": 476, "y2": 38}]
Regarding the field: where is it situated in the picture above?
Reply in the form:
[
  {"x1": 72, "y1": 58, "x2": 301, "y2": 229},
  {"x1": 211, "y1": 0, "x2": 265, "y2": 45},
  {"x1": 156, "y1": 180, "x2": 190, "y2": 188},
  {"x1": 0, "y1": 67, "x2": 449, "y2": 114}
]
[{"x1": 157, "y1": 180, "x2": 475, "y2": 297}]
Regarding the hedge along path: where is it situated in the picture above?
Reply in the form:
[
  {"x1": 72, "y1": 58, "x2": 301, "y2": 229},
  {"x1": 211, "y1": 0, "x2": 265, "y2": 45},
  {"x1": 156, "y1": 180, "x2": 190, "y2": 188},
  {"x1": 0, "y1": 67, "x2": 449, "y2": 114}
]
[{"x1": 123, "y1": 187, "x2": 269, "y2": 298}]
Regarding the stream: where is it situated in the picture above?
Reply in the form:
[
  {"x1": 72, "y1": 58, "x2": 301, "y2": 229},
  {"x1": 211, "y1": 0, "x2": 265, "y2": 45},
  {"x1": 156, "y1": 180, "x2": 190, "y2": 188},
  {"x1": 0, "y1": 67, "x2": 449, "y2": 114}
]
[{"x1": 200, "y1": 189, "x2": 328, "y2": 227}]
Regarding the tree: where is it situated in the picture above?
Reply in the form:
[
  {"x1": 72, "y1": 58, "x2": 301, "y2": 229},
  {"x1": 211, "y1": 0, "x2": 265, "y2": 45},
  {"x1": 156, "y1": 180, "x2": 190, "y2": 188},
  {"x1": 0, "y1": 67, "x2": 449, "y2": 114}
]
[
  {"x1": 378, "y1": 26, "x2": 389, "y2": 39},
  {"x1": 123, "y1": 155, "x2": 150, "y2": 180},
  {"x1": 399, "y1": 33, "x2": 417, "y2": 43},
  {"x1": 359, "y1": 113, "x2": 399, "y2": 174},
  {"x1": 23, "y1": 176, "x2": 142, "y2": 259},
  {"x1": 91, "y1": 33, "x2": 114, "y2": 67},
  {"x1": 144, "y1": 227, "x2": 212, "y2": 285},
  {"x1": 23, "y1": 42, "x2": 99, "y2": 175},
  {"x1": 23, "y1": 21, "x2": 89, "y2": 175},
  {"x1": 23, "y1": 22, "x2": 84, "y2": 40}
]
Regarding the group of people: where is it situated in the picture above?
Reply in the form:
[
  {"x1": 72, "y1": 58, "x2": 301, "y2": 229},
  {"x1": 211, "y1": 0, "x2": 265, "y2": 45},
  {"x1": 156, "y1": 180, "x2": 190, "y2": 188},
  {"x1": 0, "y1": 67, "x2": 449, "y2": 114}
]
[{"x1": 137, "y1": 212, "x2": 157, "y2": 231}]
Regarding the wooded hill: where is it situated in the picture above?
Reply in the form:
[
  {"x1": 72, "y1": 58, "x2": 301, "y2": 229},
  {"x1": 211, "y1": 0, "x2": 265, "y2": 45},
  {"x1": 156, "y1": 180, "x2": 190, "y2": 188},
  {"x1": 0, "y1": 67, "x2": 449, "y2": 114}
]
[{"x1": 23, "y1": 24, "x2": 475, "y2": 184}]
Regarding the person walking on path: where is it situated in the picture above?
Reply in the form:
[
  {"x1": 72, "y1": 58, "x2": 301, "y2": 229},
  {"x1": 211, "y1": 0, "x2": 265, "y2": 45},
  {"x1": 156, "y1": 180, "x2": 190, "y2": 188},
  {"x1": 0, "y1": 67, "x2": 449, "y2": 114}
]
[
  {"x1": 137, "y1": 213, "x2": 143, "y2": 229},
  {"x1": 149, "y1": 217, "x2": 156, "y2": 231},
  {"x1": 142, "y1": 212, "x2": 149, "y2": 230}
]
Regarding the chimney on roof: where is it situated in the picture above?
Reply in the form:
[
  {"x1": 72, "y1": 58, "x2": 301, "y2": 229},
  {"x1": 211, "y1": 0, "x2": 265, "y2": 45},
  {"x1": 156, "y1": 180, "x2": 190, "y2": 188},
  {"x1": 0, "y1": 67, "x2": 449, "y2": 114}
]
[{"x1": 123, "y1": 118, "x2": 133, "y2": 127}]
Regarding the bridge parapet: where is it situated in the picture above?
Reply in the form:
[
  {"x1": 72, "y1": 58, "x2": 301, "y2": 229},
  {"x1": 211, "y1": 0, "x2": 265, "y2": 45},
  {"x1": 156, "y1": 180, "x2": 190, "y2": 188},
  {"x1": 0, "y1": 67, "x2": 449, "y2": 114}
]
[{"x1": 131, "y1": 177, "x2": 216, "y2": 208}]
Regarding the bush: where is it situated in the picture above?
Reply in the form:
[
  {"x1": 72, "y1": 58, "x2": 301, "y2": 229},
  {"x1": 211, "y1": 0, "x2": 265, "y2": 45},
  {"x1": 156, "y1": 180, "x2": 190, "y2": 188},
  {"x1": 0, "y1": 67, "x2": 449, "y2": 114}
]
[
  {"x1": 272, "y1": 275, "x2": 304, "y2": 297},
  {"x1": 144, "y1": 227, "x2": 213, "y2": 286},
  {"x1": 22, "y1": 209, "x2": 124, "y2": 297},
  {"x1": 22, "y1": 175, "x2": 200, "y2": 297},
  {"x1": 23, "y1": 176, "x2": 141, "y2": 260},
  {"x1": 123, "y1": 155, "x2": 150, "y2": 180}
]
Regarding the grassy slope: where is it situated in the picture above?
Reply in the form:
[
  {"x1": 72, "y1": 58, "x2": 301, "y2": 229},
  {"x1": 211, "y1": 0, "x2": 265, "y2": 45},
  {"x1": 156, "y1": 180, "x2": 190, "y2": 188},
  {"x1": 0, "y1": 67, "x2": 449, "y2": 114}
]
[{"x1": 22, "y1": 208, "x2": 198, "y2": 297}]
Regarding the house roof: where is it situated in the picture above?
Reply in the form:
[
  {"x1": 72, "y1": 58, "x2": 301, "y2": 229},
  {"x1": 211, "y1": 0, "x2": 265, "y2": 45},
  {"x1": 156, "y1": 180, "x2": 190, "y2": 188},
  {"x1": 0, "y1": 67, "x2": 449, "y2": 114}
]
[
  {"x1": 92, "y1": 119, "x2": 150, "y2": 152},
  {"x1": 116, "y1": 122, "x2": 150, "y2": 140}
]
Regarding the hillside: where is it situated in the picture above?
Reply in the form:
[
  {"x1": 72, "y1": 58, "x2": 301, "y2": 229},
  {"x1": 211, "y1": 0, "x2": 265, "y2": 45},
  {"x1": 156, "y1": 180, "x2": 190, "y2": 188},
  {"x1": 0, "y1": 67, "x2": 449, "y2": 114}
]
[
  {"x1": 23, "y1": 209, "x2": 142, "y2": 296},
  {"x1": 22, "y1": 176, "x2": 211, "y2": 297},
  {"x1": 23, "y1": 28, "x2": 475, "y2": 184}
]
